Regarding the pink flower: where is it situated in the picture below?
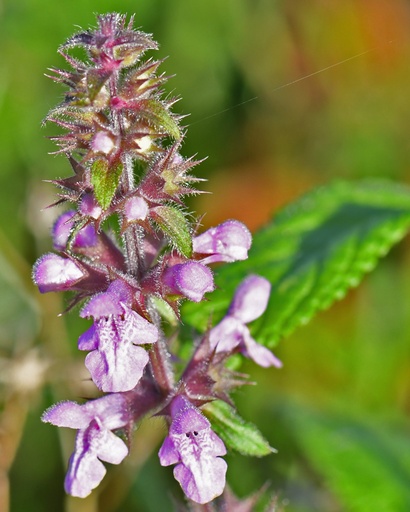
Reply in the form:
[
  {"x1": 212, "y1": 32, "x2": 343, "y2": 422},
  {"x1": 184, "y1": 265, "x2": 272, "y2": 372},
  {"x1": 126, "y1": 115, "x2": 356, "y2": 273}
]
[
  {"x1": 79, "y1": 280, "x2": 158, "y2": 392},
  {"x1": 124, "y1": 196, "x2": 149, "y2": 222},
  {"x1": 42, "y1": 394, "x2": 130, "y2": 498},
  {"x1": 193, "y1": 220, "x2": 251, "y2": 264},
  {"x1": 158, "y1": 396, "x2": 227, "y2": 504},
  {"x1": 163, "y1": 261, "x2": 215, "y2": 302},
  {"x1": 209, "y1": 275, "x2": 282, "y2": 368},
  {"x1": 33, "y1": 253, "x2": 84, "y2": 293},
  {"x1": 52, "y1": 210, "x2": 97, "y2": 250}
]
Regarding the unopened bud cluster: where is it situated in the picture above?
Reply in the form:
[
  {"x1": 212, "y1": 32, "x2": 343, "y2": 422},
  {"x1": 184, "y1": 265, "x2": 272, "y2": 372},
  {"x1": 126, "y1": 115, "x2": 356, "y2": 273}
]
[{"x1": 34, "y1": 14, "x2": 280, "y2": 506}]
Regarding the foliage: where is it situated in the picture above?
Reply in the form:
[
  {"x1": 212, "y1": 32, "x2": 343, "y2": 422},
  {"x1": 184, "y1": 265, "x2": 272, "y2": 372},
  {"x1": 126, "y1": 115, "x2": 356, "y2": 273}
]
[{"x1": 183, "y1": 180, "x2": 410, "y2": 345}]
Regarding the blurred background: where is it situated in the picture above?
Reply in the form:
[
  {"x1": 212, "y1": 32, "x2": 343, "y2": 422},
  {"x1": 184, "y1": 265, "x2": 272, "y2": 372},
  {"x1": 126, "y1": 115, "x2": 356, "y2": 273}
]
[{"x1": 2, "y1": 0, "x2": 410, "y2": 510}]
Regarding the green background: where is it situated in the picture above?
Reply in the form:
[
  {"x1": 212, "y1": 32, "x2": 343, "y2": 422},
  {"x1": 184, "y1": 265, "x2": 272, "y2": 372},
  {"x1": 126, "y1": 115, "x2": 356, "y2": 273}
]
[{"x1": 1, "y1": 1, "x2": 410, "y2": 511}]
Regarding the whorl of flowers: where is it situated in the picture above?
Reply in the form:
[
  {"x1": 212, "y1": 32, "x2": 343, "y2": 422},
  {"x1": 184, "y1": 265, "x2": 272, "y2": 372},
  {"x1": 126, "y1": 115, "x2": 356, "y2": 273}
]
[{"x1": 35, "y1": 14, "x2": 280, "y2": 506}]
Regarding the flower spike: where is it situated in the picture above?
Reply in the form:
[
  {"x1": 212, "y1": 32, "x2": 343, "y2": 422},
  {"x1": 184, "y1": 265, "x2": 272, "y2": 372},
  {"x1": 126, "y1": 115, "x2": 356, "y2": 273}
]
[{"x1": 36, "y1": 13, "x2": 279, "y2": 505}]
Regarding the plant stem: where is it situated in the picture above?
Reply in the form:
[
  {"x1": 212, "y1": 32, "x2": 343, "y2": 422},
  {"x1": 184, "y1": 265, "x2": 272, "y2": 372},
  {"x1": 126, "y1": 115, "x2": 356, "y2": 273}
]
[
  {"x1": 109, "y1": 68, "x2": 145, "y2": 278},
  {"x1": 148, "y1": 303, "x2": 175, "y2": 396}
]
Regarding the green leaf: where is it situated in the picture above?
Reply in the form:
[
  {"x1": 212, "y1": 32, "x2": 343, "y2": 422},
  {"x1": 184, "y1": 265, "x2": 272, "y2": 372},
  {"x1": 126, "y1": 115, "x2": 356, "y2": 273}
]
[
  {"x1": 66, "y1": 216, "x2": 89, "y2": 251},
  {"x1": 203, "y1": 400, "x2": 275, "y2": 457},
  {"x1": 86, "y1": 69, "x2": 111, "y2": 104},
  {"x1": 283, "y1": 404, "x2": 410, "y2": 512},
  {"x1": 150, "y1": 205, "x2": 192, "y2": 258},
  {"x1": 182, "y1": 180, "x2": 410, "y2": 346},
  {"x1": 138, "y1": 99, "x2": 181, "y2": 139},
  {"x1": 150, "y1": 295, "x2": 179, "y2": 327},
  {"x1": 91, "y1": 159, "x2": 123, "y2": 210}
]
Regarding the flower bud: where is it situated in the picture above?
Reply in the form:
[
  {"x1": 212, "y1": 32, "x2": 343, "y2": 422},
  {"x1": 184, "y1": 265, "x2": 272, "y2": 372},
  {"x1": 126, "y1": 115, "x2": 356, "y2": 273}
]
[
  {"x1": 53, "y1": 211, "x2": 97, "y2": 251},
  {"x1": 163, "y1": 261, "x2": 214, "y2": 302},
  {"x1": 33, "y1": 253, "x2": 84, "y2": 293},
  {"x1": 124, "y1": 196, "x2": 149, "y2": 222},
  {"x1": 91, "y1": 131, "x2": 116, "y2": 155}
]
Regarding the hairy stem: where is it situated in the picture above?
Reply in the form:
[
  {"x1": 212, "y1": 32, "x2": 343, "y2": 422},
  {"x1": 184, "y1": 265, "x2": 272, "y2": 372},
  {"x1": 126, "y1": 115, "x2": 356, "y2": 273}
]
[
  {"x1": 109, "y1": 69, "x2": 145, "y2": 278},
  {"x1": 148, "y1": 303, "x2": 175, "y2": 395}
]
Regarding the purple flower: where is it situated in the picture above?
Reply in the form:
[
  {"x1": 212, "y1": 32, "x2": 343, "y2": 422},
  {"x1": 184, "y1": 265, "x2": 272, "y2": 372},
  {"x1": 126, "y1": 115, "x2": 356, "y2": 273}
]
[
  {"x1": 158, "y1": 396, "x2": 227, "y2": 504},
  {"x1": 209, "y1": 275, "x2": 282, "y2": 368},
  {"x1": 193, "y1": 220, "x2": 252, "y2": 264},
  {"x1": 79, "y1": 280, "x2": 158, "y2": 392},
  {"x1": 53, "y1": 210, "x2": 97, "y2": 251},
  {"x1": 42, "y1": 394, "x2": 130, "y2": 498},
  {"x1": 33, "y1": 253, "x2": 84, "y2": 293},
  {"x1": 163, "y1": 261, "x2": 215, "y2": 302}
]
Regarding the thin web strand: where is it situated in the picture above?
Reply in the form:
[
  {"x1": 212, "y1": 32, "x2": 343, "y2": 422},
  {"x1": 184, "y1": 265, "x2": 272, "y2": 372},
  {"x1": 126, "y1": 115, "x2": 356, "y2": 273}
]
[{"x1": 188, "y1": 41, "x2": 394, "y2": 127}]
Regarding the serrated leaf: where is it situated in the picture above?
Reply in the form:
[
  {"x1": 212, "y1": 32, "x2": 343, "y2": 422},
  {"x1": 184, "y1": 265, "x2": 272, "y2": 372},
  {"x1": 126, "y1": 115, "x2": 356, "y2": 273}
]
[
  {"x1": 138, "y1": 99, "x2": 181, "y2": 139},
  {"x1": 182, "y1": 180, "x2": 410, "y2": 346},
  {"x1": 150, "y1": 205, "x2": 192, "y2": 258},
  {"x1": 150, "y1": 295, "x2": 179, "y2": 326},
  {"x1": 203, "y1": 400, "x2": 275, "y2": 457},
  {"x1": 91, "y1": 159, "x2": 123, "y2": 210}
]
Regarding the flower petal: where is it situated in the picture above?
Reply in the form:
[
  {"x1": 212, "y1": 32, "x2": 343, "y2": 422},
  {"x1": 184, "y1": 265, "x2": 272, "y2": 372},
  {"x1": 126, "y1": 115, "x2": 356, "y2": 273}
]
[
  {"x1": 64, "y1": 418, "x2": 127, "y2": 498},
  {"x1": 65, "y1": 447, "x2": 106, "y2": 498},
  {"x1": 208, "y1": 316, "x2": 243, "y2": 353},
  {"x1": 173, "y1": 456, "x2": 227, "y2": 504},
  {"x1": 83, "y1": 393, "x2": 130, "y2": 430},
  {"x1": 228, "y1": 275, "x2": 271, "y2": 323},
  {"x1": 85, "y1": 344, "x2": 149, "y2": 392},
  {"x1": 84, "y1": 315, "x2": 152, "y2": 392},
  {"x1": 158, "y1": 435, "x2": 180, "y2": 466},
  {"x1": 97, "y1": 430, "x2": 129, "y2": 464},
  {"x1": 122, "y1": 306, "x2": 158, "y2": 345},
  {"x1": 193, "y1": 220, "x2": 251, "y2": 264},
  {"x1": 241, "y1": 331, "x2": 282, "y2": 368},
  {"x1": 78, "y1": 324, "x2": 99, "y2": 351},
  {"x1": 42, "y1": 401, "x2": 90, "y2": 429}
]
